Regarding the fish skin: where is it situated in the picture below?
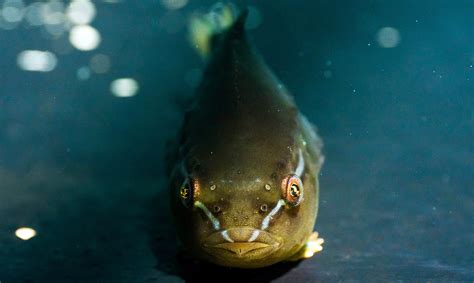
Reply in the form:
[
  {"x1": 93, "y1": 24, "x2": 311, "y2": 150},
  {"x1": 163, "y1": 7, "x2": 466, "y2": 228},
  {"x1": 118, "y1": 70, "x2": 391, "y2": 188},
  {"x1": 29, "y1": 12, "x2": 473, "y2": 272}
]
[{"x1": 168, "y1": 10, "x2": 324, "y2": 268}]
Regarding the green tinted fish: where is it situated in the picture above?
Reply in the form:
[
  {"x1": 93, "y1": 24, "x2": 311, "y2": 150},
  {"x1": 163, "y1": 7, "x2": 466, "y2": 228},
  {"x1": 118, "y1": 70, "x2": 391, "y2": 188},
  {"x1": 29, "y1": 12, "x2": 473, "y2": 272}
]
[{"x1": 168, "y1": 7, "x2": 324, "y2": 268}]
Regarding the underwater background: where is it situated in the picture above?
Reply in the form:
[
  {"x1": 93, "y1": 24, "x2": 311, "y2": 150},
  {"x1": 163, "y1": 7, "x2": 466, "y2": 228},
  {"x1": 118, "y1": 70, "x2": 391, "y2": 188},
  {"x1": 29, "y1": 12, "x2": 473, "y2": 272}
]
[{"x1": 0, "y1": 0, "x2": 472, "y2": 281}]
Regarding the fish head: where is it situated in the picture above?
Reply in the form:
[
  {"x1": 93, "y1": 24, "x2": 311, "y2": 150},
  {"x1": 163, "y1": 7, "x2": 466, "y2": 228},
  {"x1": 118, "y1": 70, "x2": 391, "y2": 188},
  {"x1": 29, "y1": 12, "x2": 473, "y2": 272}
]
[{"x1": 170, "y1": 143, "x2": 319, "y2": 268}]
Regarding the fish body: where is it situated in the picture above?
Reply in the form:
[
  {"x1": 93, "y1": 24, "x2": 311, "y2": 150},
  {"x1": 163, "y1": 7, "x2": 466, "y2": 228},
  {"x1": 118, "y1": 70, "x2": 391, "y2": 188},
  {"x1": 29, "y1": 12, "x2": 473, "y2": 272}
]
[{"x1": 168, "y1": 9, "x2": 324, "y2": 268}]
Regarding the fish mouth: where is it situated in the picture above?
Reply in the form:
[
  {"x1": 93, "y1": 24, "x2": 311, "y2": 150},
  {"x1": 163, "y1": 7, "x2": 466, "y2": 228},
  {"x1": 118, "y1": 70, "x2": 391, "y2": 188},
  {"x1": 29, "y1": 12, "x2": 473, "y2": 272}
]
[{"x1": 202, "y1": 227, "x2": 281, "y2": 259}]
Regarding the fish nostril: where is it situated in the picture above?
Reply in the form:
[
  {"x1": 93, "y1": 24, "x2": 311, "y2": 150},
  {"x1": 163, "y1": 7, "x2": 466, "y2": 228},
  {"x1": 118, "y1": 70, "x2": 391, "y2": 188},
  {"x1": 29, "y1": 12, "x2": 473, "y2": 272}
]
[{"x1": 260, "y1": 204, "x2": 268, "y2": 212}]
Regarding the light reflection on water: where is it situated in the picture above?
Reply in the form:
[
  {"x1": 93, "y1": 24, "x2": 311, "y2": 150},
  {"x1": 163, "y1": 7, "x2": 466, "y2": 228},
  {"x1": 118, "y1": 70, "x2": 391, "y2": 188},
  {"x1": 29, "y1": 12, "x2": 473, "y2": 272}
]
[
  {"x1": 69, "y1": 24, "x2": 100, "y2": 50},
  {"x1": 1, "y1": 0, "x2": 139, "y2": 97},
  {"x1": 0, "y1": 0, "x2": 276, "y2": 99},
  {"x1": 66, "y1": 0, "x2": 95, "y2": 25},
  {"x1": 110, "y1": 78, "x2": 139, "y2": 98},
  {"x1": 1, "y1": 0, "x2": 281, "y2": 99},
  {"x1": 17, "y1": 50, "x2": 57, "y2": 72},
  {"x1": 15, "y1": 227, "x2": 37, "y2": 240}
]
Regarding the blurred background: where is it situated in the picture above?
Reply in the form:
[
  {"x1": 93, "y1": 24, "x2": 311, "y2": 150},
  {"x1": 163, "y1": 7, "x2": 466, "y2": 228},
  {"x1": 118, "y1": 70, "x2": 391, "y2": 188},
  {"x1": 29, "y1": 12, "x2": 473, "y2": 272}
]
[{"x1": 0, "y1": 0, "x2": 472, "y2": 281}]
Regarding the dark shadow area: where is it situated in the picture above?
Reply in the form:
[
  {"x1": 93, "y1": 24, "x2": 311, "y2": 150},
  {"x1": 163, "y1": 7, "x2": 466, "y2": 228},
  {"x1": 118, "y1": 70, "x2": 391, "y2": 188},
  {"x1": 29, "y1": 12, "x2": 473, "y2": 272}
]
[{"x1": 172, "y1": 256, "x2": 302, "y2": 283}]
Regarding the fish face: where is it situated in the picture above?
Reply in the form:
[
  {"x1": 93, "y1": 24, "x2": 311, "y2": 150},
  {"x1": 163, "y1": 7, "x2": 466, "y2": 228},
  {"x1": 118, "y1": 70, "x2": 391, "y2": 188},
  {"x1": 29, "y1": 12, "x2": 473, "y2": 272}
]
[{"x1": 170, "y1": 147, "x2": 319, "y2": 268}]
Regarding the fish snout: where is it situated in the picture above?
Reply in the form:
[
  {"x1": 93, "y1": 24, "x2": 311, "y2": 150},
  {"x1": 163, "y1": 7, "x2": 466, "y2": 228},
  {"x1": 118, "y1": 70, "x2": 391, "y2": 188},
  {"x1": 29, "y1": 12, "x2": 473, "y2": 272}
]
[
  {"x1": 227, "y1": 212, "x2": 253, "y2": 227},
  {"x1": 226, "y1": 226, "x2": 255, "y2": 242}
]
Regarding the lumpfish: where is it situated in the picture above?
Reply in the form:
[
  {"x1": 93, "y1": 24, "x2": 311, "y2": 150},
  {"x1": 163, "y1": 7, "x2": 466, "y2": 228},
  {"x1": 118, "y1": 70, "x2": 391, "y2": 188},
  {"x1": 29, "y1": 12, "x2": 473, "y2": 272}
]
[{"x1": 167, "y1": 6, "x2": 324, "y2": 269}]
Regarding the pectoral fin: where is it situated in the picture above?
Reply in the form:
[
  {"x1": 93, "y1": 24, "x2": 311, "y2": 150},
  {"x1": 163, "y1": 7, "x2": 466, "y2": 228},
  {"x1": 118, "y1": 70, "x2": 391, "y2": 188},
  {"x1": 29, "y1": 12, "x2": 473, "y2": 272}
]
[{"x1": 286, "y1": 231, "x2": 324, "y2": 261}]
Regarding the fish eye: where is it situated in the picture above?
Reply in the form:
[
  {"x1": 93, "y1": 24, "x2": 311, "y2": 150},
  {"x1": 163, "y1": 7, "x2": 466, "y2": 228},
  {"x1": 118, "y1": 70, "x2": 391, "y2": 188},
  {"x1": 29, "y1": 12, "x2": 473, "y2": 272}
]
[
  {"x1": 290, "y1": 184, "x2": 300, "y2": 197},
  {"x1": 179, "y1": 178, "x2": 195, "y2": 208},
  {"x1": 282, "y1": 174, "x2": 303, "y2": 206}
]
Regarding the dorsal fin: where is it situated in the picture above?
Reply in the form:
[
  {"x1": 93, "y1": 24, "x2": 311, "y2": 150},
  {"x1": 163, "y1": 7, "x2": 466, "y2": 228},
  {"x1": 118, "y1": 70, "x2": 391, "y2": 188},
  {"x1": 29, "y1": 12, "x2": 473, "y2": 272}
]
[
  {"x1": 189, "y1": 5, "x2": 248, "y2": 58},
  {"x1": 228, "y1": 8, "x2": 248, "y2": 36}
]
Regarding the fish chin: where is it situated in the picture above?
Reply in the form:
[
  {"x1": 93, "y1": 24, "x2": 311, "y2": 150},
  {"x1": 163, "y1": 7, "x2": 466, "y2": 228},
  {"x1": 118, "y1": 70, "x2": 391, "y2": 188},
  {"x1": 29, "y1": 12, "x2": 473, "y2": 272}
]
[{"x1": 200, "y1": 227, "x2": 282, "y2": 266}]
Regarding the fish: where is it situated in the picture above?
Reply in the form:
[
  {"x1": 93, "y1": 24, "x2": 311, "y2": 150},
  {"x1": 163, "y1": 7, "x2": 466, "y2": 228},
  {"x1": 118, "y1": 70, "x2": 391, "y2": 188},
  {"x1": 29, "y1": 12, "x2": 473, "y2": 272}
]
[{"x1": 167, "y1": 5, "x2": 324, "y2": 269}]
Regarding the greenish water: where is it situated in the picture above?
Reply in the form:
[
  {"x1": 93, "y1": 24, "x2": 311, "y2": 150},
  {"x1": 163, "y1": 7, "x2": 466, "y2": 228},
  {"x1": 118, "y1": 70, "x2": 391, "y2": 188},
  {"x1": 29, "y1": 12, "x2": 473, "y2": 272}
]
[{"x1": 0, "y1": 0, "x2": 472, "y2": 281}]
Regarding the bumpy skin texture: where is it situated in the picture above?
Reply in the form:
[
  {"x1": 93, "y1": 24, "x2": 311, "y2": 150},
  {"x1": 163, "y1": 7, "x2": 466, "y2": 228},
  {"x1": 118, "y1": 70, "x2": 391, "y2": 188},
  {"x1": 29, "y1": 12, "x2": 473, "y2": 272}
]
[{"x1": 168, "y1": 18, "x2": 323, "y2": 268}]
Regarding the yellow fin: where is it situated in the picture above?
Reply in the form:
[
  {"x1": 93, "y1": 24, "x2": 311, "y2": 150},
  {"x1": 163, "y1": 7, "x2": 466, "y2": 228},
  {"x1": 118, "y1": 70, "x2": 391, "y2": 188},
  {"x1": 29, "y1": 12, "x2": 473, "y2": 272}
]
[{"x1": 189, "y1": 3, "x2": 235, "y2": 58}]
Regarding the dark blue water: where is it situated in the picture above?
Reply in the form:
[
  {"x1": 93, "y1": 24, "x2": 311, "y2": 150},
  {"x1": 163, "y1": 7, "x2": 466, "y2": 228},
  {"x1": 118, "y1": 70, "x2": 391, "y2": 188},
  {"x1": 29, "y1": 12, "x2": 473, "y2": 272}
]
[{"x1": 1, "y1": 0, "x2": 472, "y2": 281}]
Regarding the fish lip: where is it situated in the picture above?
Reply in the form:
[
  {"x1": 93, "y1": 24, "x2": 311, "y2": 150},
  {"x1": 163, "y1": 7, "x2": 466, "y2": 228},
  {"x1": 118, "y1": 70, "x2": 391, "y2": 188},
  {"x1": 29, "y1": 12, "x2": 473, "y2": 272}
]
[
  {"x1": 206, "y1": 242, "x2": 274, "y2": 257},
  {"x1": 201, "y1": 228, "x2": 282, "y2": 259}
]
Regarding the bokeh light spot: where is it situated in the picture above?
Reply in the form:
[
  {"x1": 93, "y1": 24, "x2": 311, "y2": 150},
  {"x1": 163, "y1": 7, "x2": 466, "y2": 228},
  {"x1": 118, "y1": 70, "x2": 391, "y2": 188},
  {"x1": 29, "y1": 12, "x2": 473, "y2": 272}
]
[
  {"x1": 66, "y1": 0, "x2": 96, "y2": 25},
  {"x1": 2, "y1": 0, "x2": 25, "y2": 23},
  {"x1": 17, "y1": 50, "x2": 57, "y2": 72},
  {"x1": 77, "y1": 66, "x2": 91, "y2": 80},
  {"x1": 110, "y1": 78, "x2": 139, "y2": 97},
  {"x1": 323, "y1": 70, "x2": 332, "y2": 79},
  {"x1": 89, "y1": 54, "x2": 111, "y2": 74},
  {"x1": 25, "y1": 2, "x2": 44, "y2": 26},
  {"x1": 69, "y1": 25, "x2": 101, "y2": 51},
  {"x1": 15, "y1": 227, "x2": 37, "y2": 240},
  {"x1": 40, "y1": 1, "x2": 65, "y2": 25},
  {"x1": 376, "y1": 27, "x2": 401, "y2": 48}
]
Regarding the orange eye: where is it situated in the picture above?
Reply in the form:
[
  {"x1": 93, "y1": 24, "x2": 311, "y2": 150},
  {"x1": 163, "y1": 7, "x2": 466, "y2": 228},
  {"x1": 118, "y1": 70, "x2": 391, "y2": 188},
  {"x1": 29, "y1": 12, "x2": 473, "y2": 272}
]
[
  {"x1": 282, "y1": 174, "x2": 303, "y2": 206},
  {"x1": 179, "y1": 178, "x2": 198, "y2": 208}
]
